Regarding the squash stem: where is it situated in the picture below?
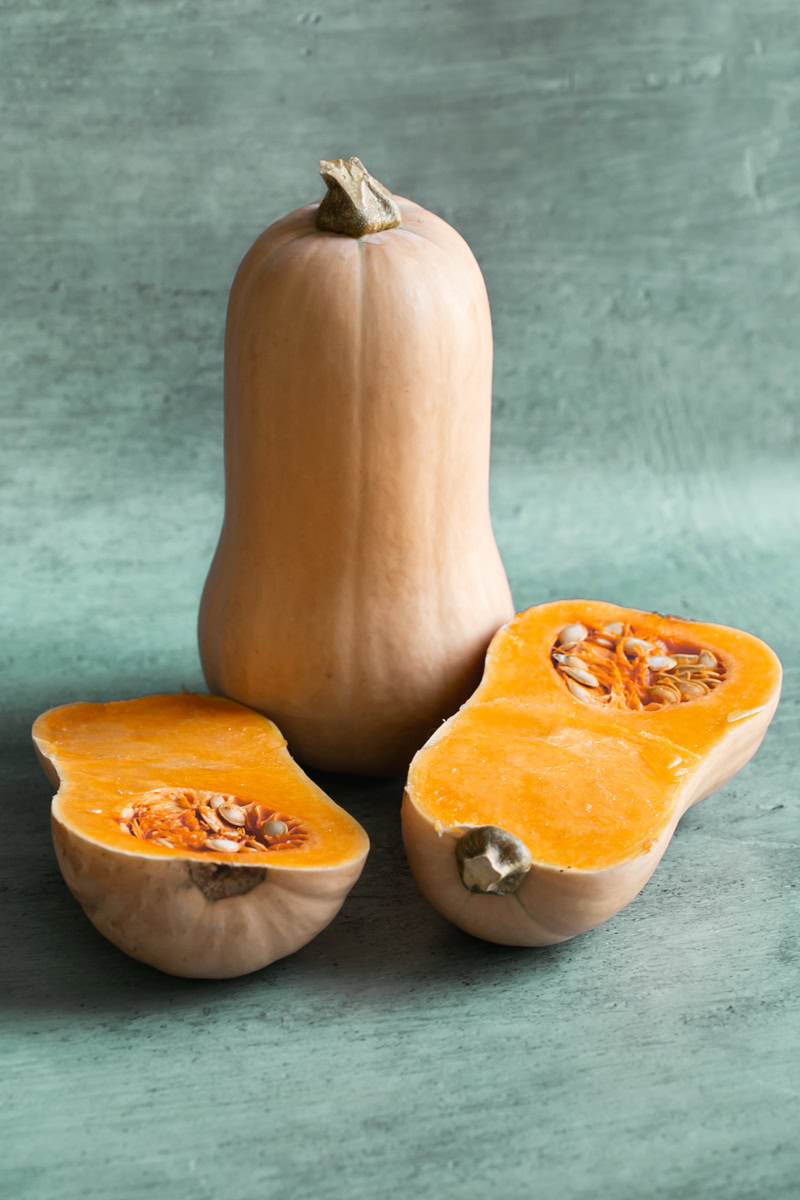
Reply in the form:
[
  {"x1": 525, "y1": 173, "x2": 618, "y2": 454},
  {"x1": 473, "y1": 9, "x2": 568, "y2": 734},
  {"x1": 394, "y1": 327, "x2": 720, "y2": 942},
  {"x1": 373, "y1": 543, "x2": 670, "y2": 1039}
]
[
  {"x1": 455, "y1": 826, "x2": 532, "y2": 896},
  {"x1": 316, "y1": 157, "x2": 401, "y2": 236}
]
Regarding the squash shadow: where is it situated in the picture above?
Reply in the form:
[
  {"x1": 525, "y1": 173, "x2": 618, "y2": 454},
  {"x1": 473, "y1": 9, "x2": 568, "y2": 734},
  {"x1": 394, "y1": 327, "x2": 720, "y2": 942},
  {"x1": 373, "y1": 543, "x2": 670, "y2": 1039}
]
[
  {"x1": 3, "y1": 749, "x2": 566, "y2": 1022},
  {"x1": 293, "y1": 770, "x2": 571, "y2": 993}
]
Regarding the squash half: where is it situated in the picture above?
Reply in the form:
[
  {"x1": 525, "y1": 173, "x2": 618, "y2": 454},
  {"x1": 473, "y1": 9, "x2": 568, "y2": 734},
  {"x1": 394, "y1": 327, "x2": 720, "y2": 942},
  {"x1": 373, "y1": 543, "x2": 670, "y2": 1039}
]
[
  {"x1": 33, "y1": 694, "x2": 369, "y2": 977},
  {"x1": 402, "y1": 600, "x2": 782, "y2": 945}
]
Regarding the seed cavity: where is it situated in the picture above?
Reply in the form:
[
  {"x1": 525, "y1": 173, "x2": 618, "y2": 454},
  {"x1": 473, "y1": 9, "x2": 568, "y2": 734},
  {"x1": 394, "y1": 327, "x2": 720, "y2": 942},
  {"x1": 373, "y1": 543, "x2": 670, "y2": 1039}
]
[
  {"x1": 551, "y1": 619, "x2": 725, "y2": 711},
  {"x1": 113, "y1": 788, "x2": 310, "y2": 855}
]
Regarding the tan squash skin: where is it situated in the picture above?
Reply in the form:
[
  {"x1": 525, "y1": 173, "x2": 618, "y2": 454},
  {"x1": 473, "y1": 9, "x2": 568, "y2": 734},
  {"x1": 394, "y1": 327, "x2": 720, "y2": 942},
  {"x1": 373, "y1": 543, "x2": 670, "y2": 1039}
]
[
  {"x1": 402, "y1": 600, "x2": 782, "y2": 946},
  {"x1": 33, "y1": 695, "x2": 369, "y2": 978},
  {"x1": 199, "y1": 162, "x2": 513, "y2": 775}
]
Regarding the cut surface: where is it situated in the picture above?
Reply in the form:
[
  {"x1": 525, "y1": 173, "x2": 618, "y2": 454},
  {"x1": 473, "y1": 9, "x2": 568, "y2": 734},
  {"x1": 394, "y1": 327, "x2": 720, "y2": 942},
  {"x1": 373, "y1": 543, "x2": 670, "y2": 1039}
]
[
  {"x1": 408, "y1": 600, "x2": 782, "y2": 874},
  {"x1": 34, "y1": 693, "x2": 368, "y2": 869},
  {"x1": 413, "y1": 699, "x2": 699, "y2": 869}
]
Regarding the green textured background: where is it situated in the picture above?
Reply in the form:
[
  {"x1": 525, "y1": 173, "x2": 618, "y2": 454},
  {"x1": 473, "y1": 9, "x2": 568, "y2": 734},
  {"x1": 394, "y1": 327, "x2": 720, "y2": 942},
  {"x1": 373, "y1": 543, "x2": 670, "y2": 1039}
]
[{"x1": 3, "y1": 2, "x2": 798, "y2": 1197}]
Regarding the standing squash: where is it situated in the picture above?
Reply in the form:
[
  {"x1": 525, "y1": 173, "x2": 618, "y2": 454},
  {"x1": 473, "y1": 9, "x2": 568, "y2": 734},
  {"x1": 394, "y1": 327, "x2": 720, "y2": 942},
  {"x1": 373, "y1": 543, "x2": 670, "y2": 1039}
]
[{"x1": 199, "y1": 157, "x2": 513, "y2": 774}]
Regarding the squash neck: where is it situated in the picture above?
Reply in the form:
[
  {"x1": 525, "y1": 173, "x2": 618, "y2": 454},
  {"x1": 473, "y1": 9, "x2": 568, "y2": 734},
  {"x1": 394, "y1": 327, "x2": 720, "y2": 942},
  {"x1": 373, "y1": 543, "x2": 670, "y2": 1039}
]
[{"x1": 316, "y1": 157, "x2": 401, "y2": 237}]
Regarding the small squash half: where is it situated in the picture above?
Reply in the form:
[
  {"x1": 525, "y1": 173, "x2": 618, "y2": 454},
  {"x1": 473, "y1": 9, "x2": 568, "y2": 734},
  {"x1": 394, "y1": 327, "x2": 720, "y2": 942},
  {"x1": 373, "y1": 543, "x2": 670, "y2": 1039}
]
[
  {"x1": 402, "y1": 600, "x2": 781, "y2": 946},
  {"x1": 33, "y1": 694, "x2": 369, "y2": 977}
]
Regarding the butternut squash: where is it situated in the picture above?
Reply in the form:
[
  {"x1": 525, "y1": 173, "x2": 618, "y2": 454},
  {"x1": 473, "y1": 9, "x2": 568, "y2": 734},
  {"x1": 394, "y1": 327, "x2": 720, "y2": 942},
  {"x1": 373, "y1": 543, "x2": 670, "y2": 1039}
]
[
  {"x1": 33, "y1": 694, "x2": 368, "y2": 977},
  {"x1": 199, "y1": 157, "x2": 513, "y2": 775},
  {"x1": 403, "y1": 600, "x2": 782, "y2": 945}
]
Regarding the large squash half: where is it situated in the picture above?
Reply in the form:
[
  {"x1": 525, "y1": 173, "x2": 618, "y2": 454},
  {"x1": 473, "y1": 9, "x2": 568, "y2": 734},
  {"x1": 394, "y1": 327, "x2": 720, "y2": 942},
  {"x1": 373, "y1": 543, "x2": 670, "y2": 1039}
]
[
  {"x1": 403, "y1": 600, "x2": 781, "y2": 945},
  {"x1": 33, "y1": 694, "x2": 369, "y2": 977}
]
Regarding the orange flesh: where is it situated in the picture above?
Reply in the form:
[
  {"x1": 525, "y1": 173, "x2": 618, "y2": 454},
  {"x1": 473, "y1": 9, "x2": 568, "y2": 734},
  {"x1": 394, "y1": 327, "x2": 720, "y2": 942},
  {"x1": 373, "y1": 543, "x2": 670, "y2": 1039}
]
[
  {"x1": 409, "y1": 601, "x2": 781, "y2": 871},
  {"x1": 34, "y1": 693, "x2": 368, "y2": 868}
]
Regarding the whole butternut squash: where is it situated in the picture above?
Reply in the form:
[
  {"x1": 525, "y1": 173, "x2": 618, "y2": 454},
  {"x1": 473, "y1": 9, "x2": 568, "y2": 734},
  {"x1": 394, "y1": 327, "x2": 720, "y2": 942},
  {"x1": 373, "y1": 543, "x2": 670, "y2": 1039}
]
[{"x1": 199, "y1": 157, "x2": 513, "y2": 774}]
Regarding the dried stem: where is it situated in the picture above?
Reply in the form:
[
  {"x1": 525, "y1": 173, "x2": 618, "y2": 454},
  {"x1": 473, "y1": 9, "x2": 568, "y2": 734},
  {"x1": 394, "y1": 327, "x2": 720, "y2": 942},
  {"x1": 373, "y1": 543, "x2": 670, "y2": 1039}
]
[{"x1": 316, "y1": 156, "x2": 401, "y2": 237}]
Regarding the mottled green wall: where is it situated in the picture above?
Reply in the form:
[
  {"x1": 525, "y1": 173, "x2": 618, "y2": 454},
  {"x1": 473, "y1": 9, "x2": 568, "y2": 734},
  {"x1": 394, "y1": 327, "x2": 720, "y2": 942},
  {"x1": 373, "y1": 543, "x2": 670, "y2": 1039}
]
[{"x1": 2, "y1": 3, "x2": 797, "y2": 1197}]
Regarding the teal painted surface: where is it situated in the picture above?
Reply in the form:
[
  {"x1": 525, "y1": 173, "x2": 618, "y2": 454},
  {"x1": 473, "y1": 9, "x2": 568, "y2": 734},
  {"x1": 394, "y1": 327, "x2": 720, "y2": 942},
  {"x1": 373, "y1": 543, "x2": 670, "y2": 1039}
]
[{"x1": 2, "y1": 2, "x2": 798, "y2": 1197}]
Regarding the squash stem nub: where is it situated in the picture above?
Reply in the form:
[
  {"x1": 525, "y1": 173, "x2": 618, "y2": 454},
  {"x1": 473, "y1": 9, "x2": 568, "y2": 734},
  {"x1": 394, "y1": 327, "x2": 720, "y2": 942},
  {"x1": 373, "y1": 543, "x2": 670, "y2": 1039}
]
[
  {"x1": 316, "y1": 156, "x2": 401, "y2": 237},
  {"x1": 455, "y1": 826, "x2": 532, "y2": 896}
]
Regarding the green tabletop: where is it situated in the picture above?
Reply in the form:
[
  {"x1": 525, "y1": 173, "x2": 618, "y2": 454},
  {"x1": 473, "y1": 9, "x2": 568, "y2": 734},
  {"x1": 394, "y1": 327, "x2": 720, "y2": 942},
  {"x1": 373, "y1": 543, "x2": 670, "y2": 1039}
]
[{"x1": 3, "y1": 2, "x2": 798, "y2": 1197}]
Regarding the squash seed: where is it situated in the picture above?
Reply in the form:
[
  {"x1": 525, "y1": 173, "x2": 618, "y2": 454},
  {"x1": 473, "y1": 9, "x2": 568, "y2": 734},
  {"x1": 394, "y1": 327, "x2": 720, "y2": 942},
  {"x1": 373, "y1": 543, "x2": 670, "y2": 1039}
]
[
  {"x1": 622, "y1": 637, "x2": 652, "y2": 656},
  {"x1": 647, "y1": 655, "x2": 677, "y2": 671},
  {"x1": 205, "y1": 837, "x2": 241, "y2": 853},
  {"x1": 218, "y1": 803, "x2": 247, "y2": 826},
  {"x1": 198, "y1": 805, "x2": 226, "y2": 833},
  {"x1": 209, "y1": 795, "x2": 226, "y2": 810},
  {"x1": 562, "y1": 664, "x2": 599, "y2": 687},
  {"x1": 698, "y1": 649, "x2": 717, "y2": 669},
  {"x1": 558, "y1": 623, "x2": 587, "y2": 646},
  {"x1": 602, "y1": 622, "x2": 624, "y2": 636},
  {"x1": 566, "y1": 678, "x2": 591, "y2": 702},
  {"x1": 261, "y1": 820, "x2": 289, "y2": 838},
  {"x1": 677, "y1": 679, "x2": 708, "y2": 699},
  {"x1": 650, "y1": 685, "x2": 680, "y2": 704}
]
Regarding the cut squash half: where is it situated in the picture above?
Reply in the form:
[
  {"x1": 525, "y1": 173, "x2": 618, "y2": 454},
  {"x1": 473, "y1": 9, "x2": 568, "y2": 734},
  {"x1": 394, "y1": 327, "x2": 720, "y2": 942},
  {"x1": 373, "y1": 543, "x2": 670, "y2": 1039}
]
[
  {"x1": 33, "y1": 693, "x2": 369, "y2": 977},
  {"x1": 403, "y1": 600, "x2": 781, "y2": 946}
]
